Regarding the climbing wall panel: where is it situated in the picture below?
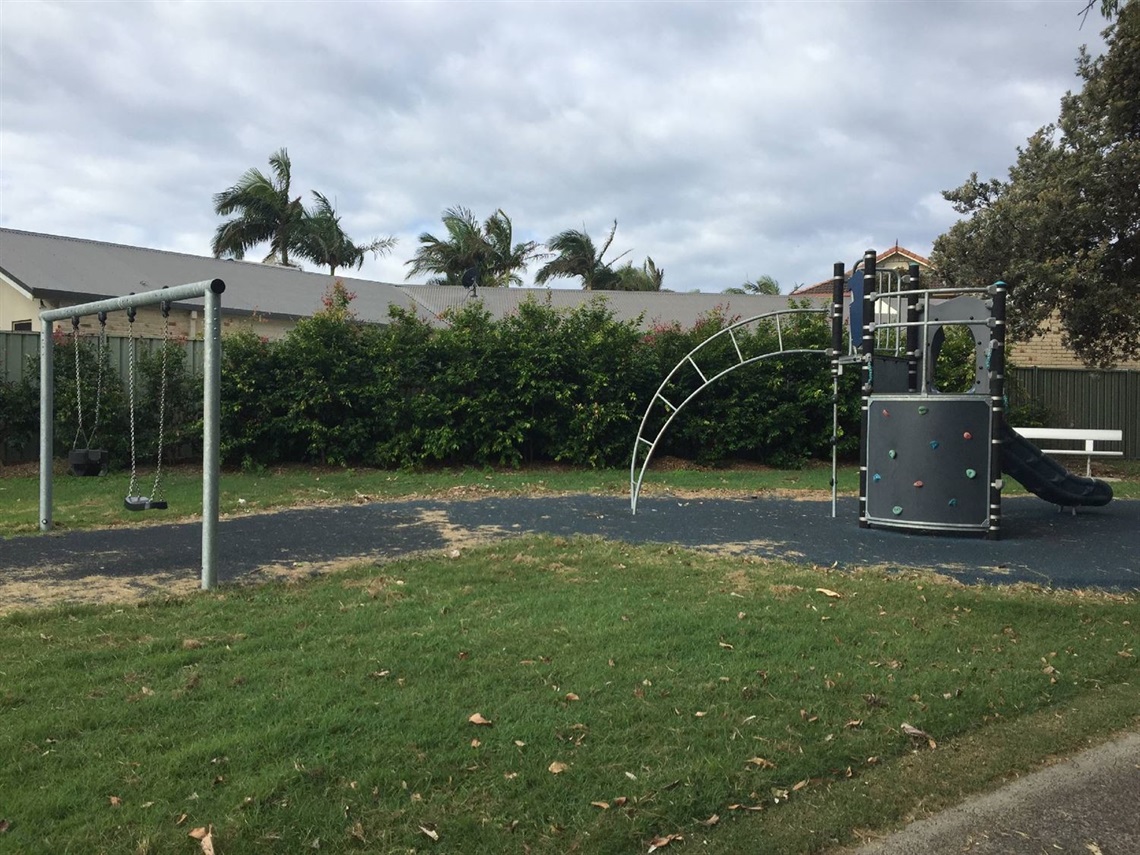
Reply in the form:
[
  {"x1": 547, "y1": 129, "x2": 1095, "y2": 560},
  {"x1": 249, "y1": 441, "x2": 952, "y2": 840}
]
[{"x1": 865, "y1": 395, "x2": 992, "y2": 534}]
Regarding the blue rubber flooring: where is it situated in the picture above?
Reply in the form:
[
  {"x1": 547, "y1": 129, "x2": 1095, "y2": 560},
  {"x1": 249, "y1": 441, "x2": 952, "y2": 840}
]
[{"x1": 3, "y1": 494, "x2": 1137, "y2": 592}]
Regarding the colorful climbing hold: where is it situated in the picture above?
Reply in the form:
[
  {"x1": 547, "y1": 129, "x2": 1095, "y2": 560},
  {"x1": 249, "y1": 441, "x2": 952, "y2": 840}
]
[
  {"x1": 882, "y1": 408, "x2": 890, "y2": 418},
  {"x1": 872, "y1": 473, "x2": 882, "y2": 482},
  {"x1": 892, "y1": 505, "x2": 903, "y2": 516},
  {"x1": 913, "y1": 480, "x2": 924, "y2": 488},
  {"x1": 888, "y1": 449, "x2": 897, "y2": 459},
  {"x1": 930, "y1": 440, "x2": 940, "y2": 450},
  {"x1": 963, "y1": 431, "x2": 973, "y2": 440},
  {"x1": 965, "y1": 468, "x2": 977, "y2": 479},
  {"x1": 918, "y1": 405, "x2": 929, "y2": 415},
  {"x1": 948, "y1": 498, "x2": 958, "y2": 507}
]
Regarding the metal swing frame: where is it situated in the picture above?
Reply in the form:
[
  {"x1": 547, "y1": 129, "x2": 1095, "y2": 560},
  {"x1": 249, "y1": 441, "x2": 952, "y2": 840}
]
[{"x1": 39, "y1": 279, "x2": 226, "y2": 590}]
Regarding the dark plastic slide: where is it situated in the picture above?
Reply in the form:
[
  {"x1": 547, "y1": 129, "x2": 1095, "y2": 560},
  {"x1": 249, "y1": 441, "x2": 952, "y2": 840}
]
[{"x1": 999, "y1": 421, "x2": 1113, "y2": 507}]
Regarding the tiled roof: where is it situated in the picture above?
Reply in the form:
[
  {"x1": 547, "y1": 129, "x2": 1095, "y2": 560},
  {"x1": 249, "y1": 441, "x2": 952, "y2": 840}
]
[{"x1": 791, "y1": 245, "x2": 933, "y2": 296}]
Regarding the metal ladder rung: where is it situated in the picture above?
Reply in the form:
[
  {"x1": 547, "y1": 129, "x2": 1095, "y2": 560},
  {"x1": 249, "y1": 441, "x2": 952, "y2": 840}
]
[
  {"x1": 728, "y1": 327, "x2": 744, "y2": 364},
  {"x1": 686, "y1": 355, "x2": 708, "y2": 385}
]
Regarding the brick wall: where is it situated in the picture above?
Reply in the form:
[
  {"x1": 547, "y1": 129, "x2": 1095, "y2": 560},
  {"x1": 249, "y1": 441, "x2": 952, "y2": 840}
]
[{"x1": 1009, "y1": 310, "x2": 1140, "y2": 369}]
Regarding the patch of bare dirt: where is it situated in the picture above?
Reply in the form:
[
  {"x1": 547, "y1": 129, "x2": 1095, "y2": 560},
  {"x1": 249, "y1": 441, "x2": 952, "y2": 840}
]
[{"x1": 0, "y1": 508, "x2": 512, "y2": 616}]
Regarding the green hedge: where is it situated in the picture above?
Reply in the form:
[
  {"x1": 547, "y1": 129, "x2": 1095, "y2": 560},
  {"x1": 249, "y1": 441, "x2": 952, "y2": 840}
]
[{"x1": 2, "y1": 288, "x2": 856, "y2": 470}]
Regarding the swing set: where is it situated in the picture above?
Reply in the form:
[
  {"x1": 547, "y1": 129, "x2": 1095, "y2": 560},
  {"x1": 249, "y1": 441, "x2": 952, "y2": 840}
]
[
  {"x1": 38, "y1": 279, "x2": 226, "y2": 589},
  {"x1": 66, "y1": 302, "x2": 174, "y2": 512}
]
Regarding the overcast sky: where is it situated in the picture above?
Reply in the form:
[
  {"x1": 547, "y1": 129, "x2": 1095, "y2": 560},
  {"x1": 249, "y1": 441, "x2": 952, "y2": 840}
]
[{"x1": 0, "y1": 0, "x2": 1108, "y2": 293}]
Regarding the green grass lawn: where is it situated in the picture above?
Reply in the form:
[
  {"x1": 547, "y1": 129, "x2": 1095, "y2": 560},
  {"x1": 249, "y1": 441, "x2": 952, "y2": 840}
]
[
  {"x1": 2, "y1": 460, "x2": 1138, "y2": 852},
  {"x1": 2, "y1": 536, "x2": 1136, "y2": 854}
]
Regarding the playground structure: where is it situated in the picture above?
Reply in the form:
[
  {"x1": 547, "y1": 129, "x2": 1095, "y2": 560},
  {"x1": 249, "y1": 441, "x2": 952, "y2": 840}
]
[
  {"x1": 38, "y1": 279, "x2": 226, "y2": 589},
  {"x1": 630, "y1": 250, "x2": 1113, "y2": 538}
]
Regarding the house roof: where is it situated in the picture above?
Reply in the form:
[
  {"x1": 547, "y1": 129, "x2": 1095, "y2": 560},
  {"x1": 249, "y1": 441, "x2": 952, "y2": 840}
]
[
  {"x1": 791, "y1": 245, "x2": 933, "y2": 296},
  {"x1": 0, "y1": 227, "x2": 420, "y2": 322},
  {"x1": 401, "y1": 285, "x2": 810, "y2": 331},
  {"x1": 1, "y1": 228, "x2": 828, "y2": 330}
]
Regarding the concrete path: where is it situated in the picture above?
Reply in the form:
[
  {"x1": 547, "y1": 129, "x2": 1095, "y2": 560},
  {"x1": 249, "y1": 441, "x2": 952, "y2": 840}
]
[{"x1": 847, "y1": 731, "x2": 1140, "y2": 855}]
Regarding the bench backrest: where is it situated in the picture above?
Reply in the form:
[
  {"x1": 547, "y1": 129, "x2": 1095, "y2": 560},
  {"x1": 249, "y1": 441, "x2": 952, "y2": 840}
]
[{"x1": 1013, "y1": 428, "x2": 1122, "y2": 443}]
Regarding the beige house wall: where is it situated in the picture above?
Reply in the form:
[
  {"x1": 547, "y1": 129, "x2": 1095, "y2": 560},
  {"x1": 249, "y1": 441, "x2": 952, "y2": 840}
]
[
  {"x1": 1, "y1": 284, "x2": 38, "y2": 331},
  {"x1": 1008, "y1": 309, "x2": 1140, "y2": 369},
  {"x1": 1, "y1": 281, "x2": 298, "y2": 342}
]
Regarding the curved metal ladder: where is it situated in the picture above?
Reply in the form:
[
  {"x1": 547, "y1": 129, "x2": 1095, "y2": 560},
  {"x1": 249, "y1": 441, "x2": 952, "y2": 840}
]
[{"x1": 630, "y1": 308, "x2": 832, "y2": 513}]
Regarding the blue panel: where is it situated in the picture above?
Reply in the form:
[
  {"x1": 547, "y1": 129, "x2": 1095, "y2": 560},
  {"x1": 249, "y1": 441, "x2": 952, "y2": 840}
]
[{"x1": 848, "y1": 270, "x2": 865, "y2": 345}]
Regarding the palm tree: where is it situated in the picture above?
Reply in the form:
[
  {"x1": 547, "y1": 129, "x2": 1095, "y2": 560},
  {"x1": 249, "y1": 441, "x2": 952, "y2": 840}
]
[
  {"x1": 405, "y1": 207, "x2": 542, "y2": 287},
  {"x1": 481, "y1": 209, "x2": 544, "y2": 287},
  {"x1": 612, "y1": 257, "x2": 665, "y2": 291},
  {"x1": 212, "y1": 148, "x2": 305, "y2": 266},
  {"x1": 724, "y1": 274, "x2": 781, "y2": 295},
  {"x1": 535, "y1": 220, "x2": 630, "y2": 290},
  {"x1": 295, "y1": 192, "x2": 397, "y2": 276}
]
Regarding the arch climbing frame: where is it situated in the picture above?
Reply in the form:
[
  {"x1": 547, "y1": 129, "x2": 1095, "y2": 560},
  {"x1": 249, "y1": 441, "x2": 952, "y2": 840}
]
[{"x1": 629, "y1": 307, "x2": 833, "y2": 513}]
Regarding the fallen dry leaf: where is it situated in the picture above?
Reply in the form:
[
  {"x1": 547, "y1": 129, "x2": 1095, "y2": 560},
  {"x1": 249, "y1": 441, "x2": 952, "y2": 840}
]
[
  {"x1": 188, "y1": 827, "x2": 210, "y2": 840},
  {"x1": 419, "y1": 824, "x2": 439, "y2": 841},
  {"x1": 699, "y1": 814, "x2": 720, "y2": 827},
  {"x1": 1086, "y1": 844, "x2": 1104, "y2": 855},
  {"x1": 468, "y1": 713, "x2": 493, "y2": 726},
  {"x1": 612, "y1": 796, "x2": 628, "y2": 807},
  {"x1": 350, "y1": 821, "x2": 366, "y2": 843},
  {"x1": 694, "y1": 711, "x2": 707, "y2": 718},
  {"x1": 648, "y1": 832, "x2": 684, "y2": 852},
  {"x1": 844, "y1": 719, "x2": 863, "y2": 729},
  {"x1": 0, "y1": 820, "x2": 10, "y2": 833},
  {"x1": 900, "y1": 722, "x2": 937, "y2": 749},
  {"x1": 471, "y1": 738, "x2": 481, "y2": 748},
  {"x1": 109, "y1": 795, "x2": 123, "y2": 807},
  {"x1": 815, "y1": 587, "x2": 843, "y2": 598},
  {"x1": 590, "y1": 801, "x2": 610, "y2": 810},
  {"x1": 514, "y1": 740, "x2": 526, "y2": 747},
  {"x1": 718, "y1": 641, "x2": 734, "y2": 650},
  {"x1": 548, "y1": 761, "x2": 569, "y2": 774},
  {"x1": 565, "y1": 693, "x2": 580, "y2": 702},
  {"x1": 746, "y1": 756, "x2": 777, "y2": 769}
]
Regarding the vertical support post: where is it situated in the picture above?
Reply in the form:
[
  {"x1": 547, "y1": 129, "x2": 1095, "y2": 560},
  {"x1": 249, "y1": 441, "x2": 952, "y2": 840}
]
[
  {"x1": 201, "y1": 279, "x2": 225, "y2": 590},
  {"x1": 858, "y1": 250, "x2": 876, "y2": 528},
  {"x1": 987, "y1": 281, "x2": 1007, "y2": 541},
  {"x1": 906, "y1": 262, "x2": 920, "y2": 393},
  {"x1": 830, "y1": 261, "x2": 845, "y2": 518},
  {"x1": 38, "y1": 322, "x2": 55, "y2": 531}
]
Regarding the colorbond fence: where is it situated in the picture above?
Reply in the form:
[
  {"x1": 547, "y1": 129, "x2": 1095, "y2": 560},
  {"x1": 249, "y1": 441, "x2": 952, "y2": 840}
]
[
  {"x1": 1008, "y1": 367, "x2": 1137, "y2": 459},
  {"x1": 2, "y1": 331, "x2": 205, "y2": 385}
]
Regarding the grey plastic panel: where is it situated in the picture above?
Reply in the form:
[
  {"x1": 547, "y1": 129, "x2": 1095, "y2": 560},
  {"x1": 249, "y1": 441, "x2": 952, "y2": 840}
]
[{"x1": 865, "y1": 395, "x2": 993, "y2": 532}]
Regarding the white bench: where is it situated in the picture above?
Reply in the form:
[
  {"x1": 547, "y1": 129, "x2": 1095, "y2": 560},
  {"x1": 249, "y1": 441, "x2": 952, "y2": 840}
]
[{"x1": 1012, "y1": 427, "x2": 1124, "y2": 477}]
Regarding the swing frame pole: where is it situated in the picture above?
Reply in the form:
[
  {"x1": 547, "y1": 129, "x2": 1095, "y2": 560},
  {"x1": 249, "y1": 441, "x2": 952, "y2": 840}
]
[{"x1": 39, "y1": 279, "x2": 226, "y2": 590}]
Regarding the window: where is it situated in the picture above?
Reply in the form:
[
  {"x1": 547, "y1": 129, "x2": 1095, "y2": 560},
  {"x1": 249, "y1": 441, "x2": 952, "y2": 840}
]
[{"x1": 12, "y1": 320, "x2": 32, "y2": 331}]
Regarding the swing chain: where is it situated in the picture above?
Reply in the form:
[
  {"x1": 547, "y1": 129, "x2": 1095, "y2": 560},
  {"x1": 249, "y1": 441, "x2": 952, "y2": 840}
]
[
  {"x1": 126, "y1": 306, "x2": 140, "y2": 501},
  {"x1": 89, "y1": 311, "x2": 108, "y2": 447},
  {"x1": 150, "y1": 300, "x2": 171, "y2": 503},
  {"x1": 72, "y1": 317, "x2": 85, "y2": 449}
]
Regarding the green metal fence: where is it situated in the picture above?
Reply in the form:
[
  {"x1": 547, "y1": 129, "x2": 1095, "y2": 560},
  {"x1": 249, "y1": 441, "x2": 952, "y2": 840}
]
[
  {"x1": 1008, "y1": 367, "x2": 1137, "y2": 459},
  {"x1": 2, "y1": 331, "x2": 205, "y2": 385}
]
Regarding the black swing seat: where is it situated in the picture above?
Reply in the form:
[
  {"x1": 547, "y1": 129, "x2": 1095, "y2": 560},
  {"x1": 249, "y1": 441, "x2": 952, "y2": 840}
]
[
  {"x1": 69, "y1": 448, "x2": 108, "y2": 477},
  {"x1": 124, "y1": 496, "x2": 169, "y2": 512}
]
